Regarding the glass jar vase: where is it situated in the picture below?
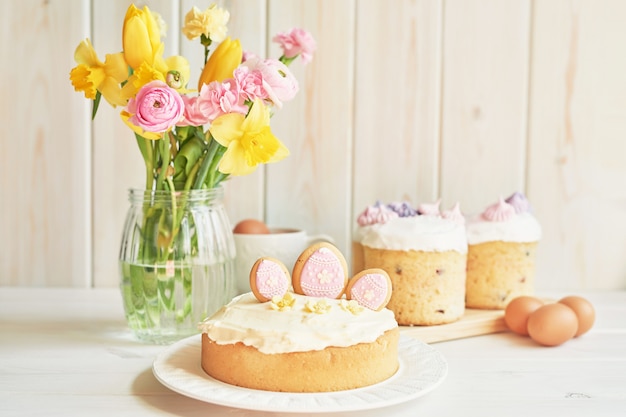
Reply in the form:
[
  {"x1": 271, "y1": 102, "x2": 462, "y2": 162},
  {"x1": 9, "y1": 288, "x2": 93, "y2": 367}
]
[{"x1": 118, "y1": 187, "x2": 235, "y2": 344}]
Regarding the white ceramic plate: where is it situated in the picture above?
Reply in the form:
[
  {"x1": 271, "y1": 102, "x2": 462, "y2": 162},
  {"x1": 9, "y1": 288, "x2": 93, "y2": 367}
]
[{"x1": 152, "y1": 335, "x2": 448, "y2": 413}]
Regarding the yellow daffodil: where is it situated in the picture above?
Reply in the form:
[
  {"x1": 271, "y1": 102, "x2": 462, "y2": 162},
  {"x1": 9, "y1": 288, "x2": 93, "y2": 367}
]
[
  {"x1": 69, "y1": 38, "x2": 127, "y2": 106},
  {"x1": 164, "y1": 55, "x2": 191, "y2": 90},
  {"x1": 120, "y1": 55, "x2": 191, "y2": 101},
  {"x1": 209, "y1": 99, "x2": 289, "y2": 176},
  {"x1": 197, "y1": 37, "x2": 242, "y2": 90},
  {"x1": 120, "y1": 62, "x2": 162, "y2": 101},
  {"x1": 122, "y1": 4, "x2": 164, "y2": 70},
  {"x1": 119, "y1": 110, "x2": 161, "y2": 140},
  {"x1": 182, "y1": 5, "x2": 230, "y2": 42}
]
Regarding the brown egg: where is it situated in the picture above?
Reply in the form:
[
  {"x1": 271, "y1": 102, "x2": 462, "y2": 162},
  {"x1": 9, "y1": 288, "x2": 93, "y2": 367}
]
[
  {"x1": 558, "y1": 296, "x2": 595, "y2": 337},
  {"x1": 504, "y1": 296, "x2": 545, "y2": 336},
  {"x1": 527, "y1": 303, "x2": 578, "y2": 346},
  {"x1": 233, "y1": 219, "x2": 270, "y2": 234}
]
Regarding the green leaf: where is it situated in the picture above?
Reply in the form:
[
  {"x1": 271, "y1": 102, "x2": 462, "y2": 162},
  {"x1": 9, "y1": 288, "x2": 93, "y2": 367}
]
[
  {"x1": 91, "y1": 91, "x2": 102, "y2": 120},
  {"x1": 174, "y1": 126, "x2": 193, "y2": 143},
  {"x1": 135, "y1": 133, "x2": 150, "y2": 162},
  {"x1": 155, "y1": 135, "x2": 170, "y2": 191},
  {"x1": 135, "y1": 134, "x2": 155, "y2": 189},
  {"x1": 173, "y1": 135, "x2": 206, "y2": 184}
]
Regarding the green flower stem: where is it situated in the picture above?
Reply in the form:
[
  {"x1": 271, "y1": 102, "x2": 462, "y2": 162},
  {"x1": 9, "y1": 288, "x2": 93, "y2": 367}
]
[
  {"x1": 206, "y1": 145, "x2": 227, "y2": 188},
  {"x1": 145, "y1": 142, "x2": 154, "y2": 190},
  {"x1": 200, "y1": 34, "x2": 212, "y2": 64},
  {"x1": 168, "y1": 131, "x2": 178, "y2": 160},
  {"x1": 151, "y1": 140, "x2": 159, "y2": 188},
  {"x1": 135, "y1": 134, "x2": 154, "y2": 190},
  {"x1": 155, "y1": 134, "x2": 170, "y2": 191},
  {"x1": 166, "y1": 175, "x2": 183, "y2": 261},
  {"x1": 279, "y1": 54, "x2": 298, "y2": 66},
  {"x1": 167, "y1": 184, "x2": 177, "y2": 258},
  {"x1": 214, "y1": 172, "x2": 229, "y2": 184},
  {"x1": 192, "y1": 137, "x2": 220, "y2": 189},
  {"x1": 165, "y1": 176, "x2": 175, "y2": 192},
  {"x1": 133, "y1": 134, "x2": 157, "y2": 264},
  {"x1": 131, "y1": 127, "x2": 228, "y2": 279},
  {"x1": 183, "y1": 160, "x2": 201, "y2": 191}
]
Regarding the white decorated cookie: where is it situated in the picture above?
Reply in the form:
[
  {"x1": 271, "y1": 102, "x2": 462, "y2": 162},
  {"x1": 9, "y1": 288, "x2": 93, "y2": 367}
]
[
  {"x1": 292, "y1": 242, "x2": 348, "y2": 299},
  {"x1": 345, "y1": 268, "x2": 392, "y2": 311},
  {"x1": 249, "y1": 257, "x2": 291, "y2": 302}
]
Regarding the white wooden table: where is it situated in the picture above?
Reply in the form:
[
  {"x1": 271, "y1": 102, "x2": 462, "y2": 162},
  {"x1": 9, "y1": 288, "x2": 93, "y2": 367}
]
[{"x1": 1, "y1": 288, "x2": 625, "y2": 417}]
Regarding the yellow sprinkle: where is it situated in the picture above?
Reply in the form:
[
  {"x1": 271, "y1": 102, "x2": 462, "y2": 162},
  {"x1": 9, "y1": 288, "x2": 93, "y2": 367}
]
[
  {"x1": 340, "y1": 299, "x2": 364, "y2": 315},
  {"x1": 305, "y1": 299, "x2": 332, "y2": 314},
  {"x1": 270, "y1": 292, "x2": 296, "y2": 311}
]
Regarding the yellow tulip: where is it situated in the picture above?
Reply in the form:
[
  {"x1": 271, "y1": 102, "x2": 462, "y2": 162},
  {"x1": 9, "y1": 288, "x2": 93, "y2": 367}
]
[
  {"x1": 209, "y1": 99, "x2": 289, "y2": 176},
  {"x1": 69, "y1": 39, "x2": 127, "y2": 106},
  {"x1": 197, "y1": 37, "x2": 242, "y2": 90},
  {"x1": 122, "y1": 4, "x2": 164, "y2": 70}
]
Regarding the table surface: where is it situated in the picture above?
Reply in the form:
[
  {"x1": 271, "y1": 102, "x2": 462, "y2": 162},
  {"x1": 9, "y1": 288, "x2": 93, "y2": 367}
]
[{"x1": 1, "y1": 288, "x2": 625, "y2": 417}]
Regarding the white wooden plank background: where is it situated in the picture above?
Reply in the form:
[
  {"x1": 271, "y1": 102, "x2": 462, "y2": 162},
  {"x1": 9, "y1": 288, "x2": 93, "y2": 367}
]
[
  {"x1": 0, "y1": 0, "x2": 625, "y2": 290},
  {"x1": 353, "y1": 0, "x2": 442, "y2": 217},
  {"x1": 528, "y1": 0, "x2": 626, "y2": 290},
  {"x1": 440, "y1": 0, "x2": 530, "y2": 213},
  {"x1": 0, "y1": 0, "x2": 92, "y2": 286}
]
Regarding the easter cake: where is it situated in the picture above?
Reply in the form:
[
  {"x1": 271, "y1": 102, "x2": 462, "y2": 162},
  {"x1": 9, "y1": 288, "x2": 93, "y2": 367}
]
[
  {"x1": 198, "y1": 243, "x2": 399, "y2": 393},
  {"x1": 465, "y1": 192, "x2": 542, "y2": 309},
  {"x1": 355, "y1": 200, "x2": 468, "y2": 326}
]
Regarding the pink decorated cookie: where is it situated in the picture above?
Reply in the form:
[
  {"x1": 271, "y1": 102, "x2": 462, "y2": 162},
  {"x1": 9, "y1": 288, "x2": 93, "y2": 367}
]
[
  {"x1": 345, "y1": 269, "x2": 392, "y2": 311},
  {"x1": 292, "y1": 242, "x2": 348, "y2": 299},
  {"x1": 249, "y1": 257, "x2": 291, "y2": 302}
]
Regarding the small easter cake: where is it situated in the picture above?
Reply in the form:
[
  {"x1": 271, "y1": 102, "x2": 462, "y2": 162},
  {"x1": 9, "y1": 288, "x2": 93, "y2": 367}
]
[
  {"x1": 198, "y1": 243, "x2": 399, "y2": 393},
  {"x1": 465, "y1": 192, "x2": 542, "y2": 309},
  {"x1": 352, "y1": 201, "x2": 405, "y2": 274},
  {"x1": 356, "y1": 200, "x2": 468, "y2": 326}
]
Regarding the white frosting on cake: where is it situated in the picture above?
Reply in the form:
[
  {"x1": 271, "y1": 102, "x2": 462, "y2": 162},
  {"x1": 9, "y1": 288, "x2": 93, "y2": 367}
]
[
  {"x1": 198, "y1": 292, "x2": 397, "y2": 354},
  {"x1": 466, "y1": 212, "x2": 542, "y2": 244},
  {"x1": 359, "y1": 216, "x2": 468, "y2": 253}
]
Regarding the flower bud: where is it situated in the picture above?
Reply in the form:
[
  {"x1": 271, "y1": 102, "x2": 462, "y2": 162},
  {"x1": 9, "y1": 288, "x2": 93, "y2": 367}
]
[
  {"x1": 166, "y1": 71, "x2": 183, "y2": 89},
  {"x1": 122, "y1": 4, "x2": 163, "y2": 69},
  {"x1": 198, "y1": 37, "x2": 242, "y2": 90}
]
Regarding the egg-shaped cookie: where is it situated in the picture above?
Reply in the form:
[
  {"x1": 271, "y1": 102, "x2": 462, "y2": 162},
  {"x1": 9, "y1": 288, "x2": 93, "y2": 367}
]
[
  {"x1": 250, "y1": 257, "x2": 291, "y2": 302},
  {"x1": 292, "y1": 242, "x2": 348, "y2": 299},
  {"x1": 346, "y1": 268, "x2": 393, "y2": 311}
]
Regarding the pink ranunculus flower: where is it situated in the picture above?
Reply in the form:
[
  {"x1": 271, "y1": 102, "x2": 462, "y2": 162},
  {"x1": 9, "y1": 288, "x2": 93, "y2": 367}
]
[
  {"x1": 233, "y1": 66, "x2": 268, "y2": 102},
  {"x1": 177, "y1": 94, "x2": 211, "y2": 127},
  {"x1": 272, "y1": 28, "x2": 316, "y2": 65},
  {"x1": 126, "y1": 81, "x2": 185, "y2": 133},
  {"x1": 241, "y1": 50, "x2": 257, "y2": 63},
  {"x1": 243, "y1": 57, "x2": 298, "y2": 108},
  {"x1": 197, "y1": 79, "x2": 248, "y2": 123}
]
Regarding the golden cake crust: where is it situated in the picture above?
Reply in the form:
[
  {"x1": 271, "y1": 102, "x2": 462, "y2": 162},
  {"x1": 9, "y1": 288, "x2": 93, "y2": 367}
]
[
  {"x1": 466, "y1": 240, "x2": 538, "y2": 309},
  {"x1": 363, "y1": 247, "x2": 466, "y2": 325},
  {"x1": 201, "y1": 328, "x2": 400, "y2": 393}
]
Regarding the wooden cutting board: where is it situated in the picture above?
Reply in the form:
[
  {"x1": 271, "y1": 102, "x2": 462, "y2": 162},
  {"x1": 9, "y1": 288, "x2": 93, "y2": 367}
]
[{"x1": 399, "y1": 307, "x2": 508, "y2": 343}]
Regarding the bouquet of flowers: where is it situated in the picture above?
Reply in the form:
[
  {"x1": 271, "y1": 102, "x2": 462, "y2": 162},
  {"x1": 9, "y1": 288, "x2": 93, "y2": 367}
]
[
  {"x1": 68, "y1": 3, "x2": 315, "y2": 343},
  {"x1": 70, "y1": 3, "x2": 315, "y2": 191}
]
